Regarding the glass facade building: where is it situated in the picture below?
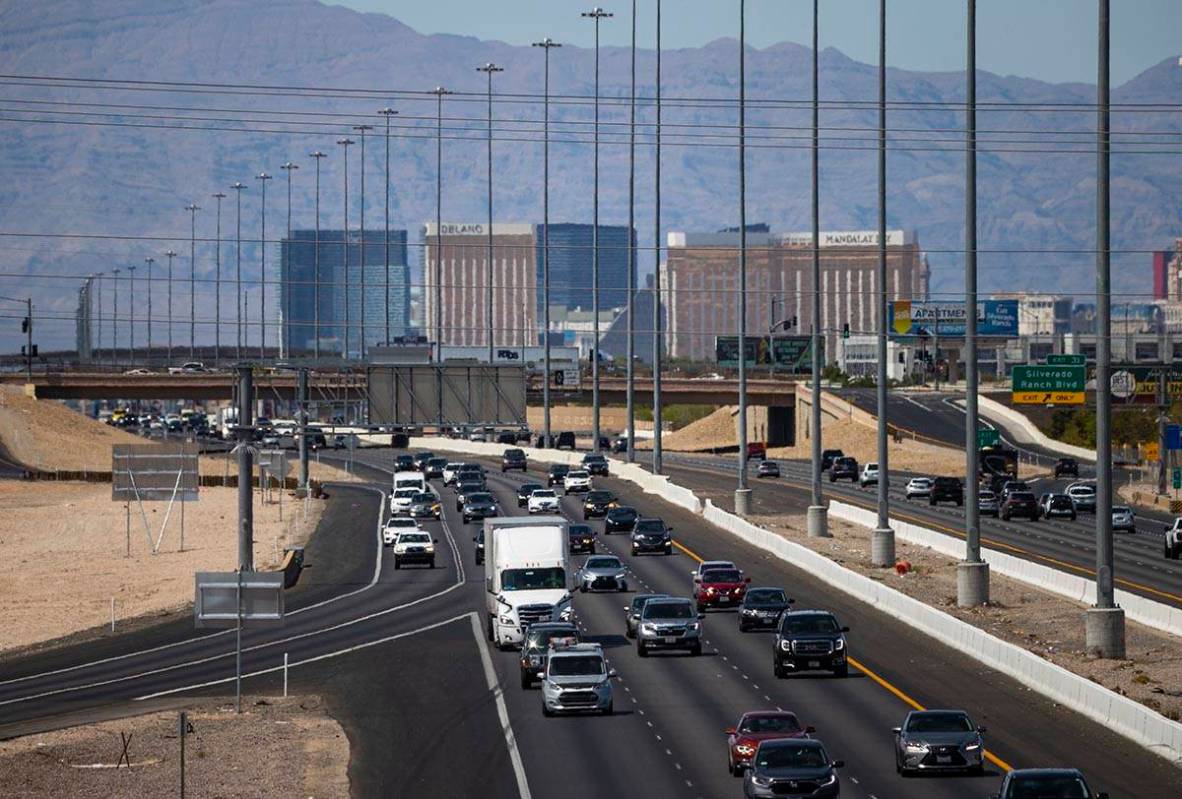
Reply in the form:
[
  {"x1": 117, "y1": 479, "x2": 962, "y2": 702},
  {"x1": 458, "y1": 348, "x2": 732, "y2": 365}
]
[{"x1": 535, "y1": 223, "x2": 634, "y2": 313}]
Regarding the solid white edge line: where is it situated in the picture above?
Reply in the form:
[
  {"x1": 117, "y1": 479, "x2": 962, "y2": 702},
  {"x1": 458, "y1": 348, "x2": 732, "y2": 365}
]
[
  {"x1": 0, "y1": 480, "x2": 388, "y2": 689},
  {"x1": 469, "y1": 612, "x2": 532, "y2": 799}
]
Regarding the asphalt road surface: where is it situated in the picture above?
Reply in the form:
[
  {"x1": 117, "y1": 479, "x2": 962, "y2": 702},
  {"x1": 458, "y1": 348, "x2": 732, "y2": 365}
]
[{"x1": 3, "y1": 449, "x2": 1180, "y2": 797}]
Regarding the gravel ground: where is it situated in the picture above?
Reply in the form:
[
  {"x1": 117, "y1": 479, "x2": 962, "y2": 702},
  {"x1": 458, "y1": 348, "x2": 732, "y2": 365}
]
[
  {"x1": 750, "y1": 511, "x2": 1182, "y2": 723},
  {"x1": 768, "y1": 417, "x2": 966, "y2": 476},
  {"x1": 0, "y1": 695, "x2": 349, "y2": 798},
  {"x1": 0, "y1": 387, "x2": 147, "y2": 471}
]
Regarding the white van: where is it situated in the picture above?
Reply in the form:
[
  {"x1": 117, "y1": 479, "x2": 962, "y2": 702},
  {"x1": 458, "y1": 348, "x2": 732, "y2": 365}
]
[{"x1": 394, "y1": 471, "x2": 428, "y2": 494}]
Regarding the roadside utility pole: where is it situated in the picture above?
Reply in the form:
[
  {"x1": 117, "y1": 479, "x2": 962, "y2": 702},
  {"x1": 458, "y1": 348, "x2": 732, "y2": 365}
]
[
  {"x1": 735, "y1": 0, "x2": 750, "y2": 515},
  {"x1": 807, "y1": 0, "x2": 828, "y2": 538},
  {"x1": 236, "y1": 365, "x2": 254, "y2": 572}
]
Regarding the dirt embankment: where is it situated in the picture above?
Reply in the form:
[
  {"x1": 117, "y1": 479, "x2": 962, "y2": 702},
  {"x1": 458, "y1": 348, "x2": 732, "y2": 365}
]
[{"x1": 0, "y1": 696, "x2": 349, "y2": 798}]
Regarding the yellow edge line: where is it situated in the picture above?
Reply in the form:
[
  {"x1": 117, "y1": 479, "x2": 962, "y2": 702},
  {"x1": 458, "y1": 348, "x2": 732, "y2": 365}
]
[{"x1": 673, "y1": 532, "x2": 1013, "y2": 773}]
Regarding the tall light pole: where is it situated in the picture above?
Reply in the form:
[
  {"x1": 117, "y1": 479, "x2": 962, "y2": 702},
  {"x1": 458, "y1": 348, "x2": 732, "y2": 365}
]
[
  {"x1": 165, "y1": 249, "x2": 177, "y2": 363},
  {"x1": 231, "y1": 181, "x2": 246, "y2": 360},
  {"x1": 430, "y1": 88, "x2": 451, "y2": 357},
  {"x1": 735, "y1": 0, "x2": 750, "y2": 513},
  {"x1": 625, "y1": 0, "x2": 637, "y2": 463},
  {"x1": 280, "y1": 162, "x2": 298, "y2": 359},
  {"x1": 652, "y1": 0, "x2": 664, "y2": 474},
  {"x1": 186, "y1": 202, "x2": 200, "y2": 360},
  {"x1": 477, "y1": 62, "x2": 503, "y2": 363},
  {"x1": 958, "y1": 0, "x2": 988, "y2": 604},
  {"x1": 353, "y1": 124, "x2": 373, "y2": 357},
  {"x1": 128, "y1": 264, "x2": 137, "y2": 361},
  {"x1": 582, "y1": 7, "x2": 612, "y2": 452},
  {"x1": 144, "y1": 257, "x2": 155, "y2": 363},
  {"x1": 379, "y1": 108, "x2": 398, "y2": 345},
  {"x1": 256, "y1": 172, "x2": 272, "y2": 359},
  {"x1": 95, "y1": 272, "x2": 104, "y2": 364},
  {"x1": 533, "y1": 39, "x2": 561, "y2": 446},
  {"x1": 871, "y1": 0, "x2": 895, "y2": 567},
  {"x1": 337, "y1": 138, "x2": 354, "y2": 358},
  {"x1": 310, "y1": 151, "x2": 327, "y2": 358},
  {"x1": 807, "y1": 0, "x2": 828, "y2": 537},
  {"x1": 212, "y1": 192, "x2": 226, "y2": 363},
  {"x1": 1088, "y1": 0, "x2": 1124, "y2": 658},
  {"x1": 112, "y1": 268, "x2": 121, "y2": 365}
]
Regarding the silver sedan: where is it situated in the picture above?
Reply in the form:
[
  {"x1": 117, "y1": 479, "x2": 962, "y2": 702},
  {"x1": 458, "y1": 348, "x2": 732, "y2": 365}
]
[{"x1": 893, "y1": 709, "x2": 985, "y2": 776}]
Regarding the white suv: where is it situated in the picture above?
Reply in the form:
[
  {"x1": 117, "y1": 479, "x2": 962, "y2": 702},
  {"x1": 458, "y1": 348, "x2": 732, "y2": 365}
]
[
  {"x1": 860, "y1": 463, "x2": 880, "y2": 487},
  {"x1": 1165, "y1": 518, "x2": 1182, "y2": 560},
  {"x1": 528, "y1": 489, "x2": 560, "y2": 514},
  {"x1": 393, "y1": 530, "x2": 437, "y2": 569},
  {"x1": 904, "y1": 477, "x2": 932, "y2": 499},
  {"x1": 383, "y1": 517, "x2": 420, "y2": 546},
  {"x1": 563, "y1": 470, "x2": 592, "y2": 494},
  {"x1": 390, "y1": 487, "x2": 419, "y2": 515}
]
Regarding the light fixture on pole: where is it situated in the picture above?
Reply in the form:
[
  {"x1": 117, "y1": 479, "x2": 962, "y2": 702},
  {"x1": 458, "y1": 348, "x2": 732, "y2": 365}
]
[
  {"x1": 626, "y1": 0, "x2": 637, "y2": 462},
  {"x1": 165, "y1": 249, "x2": 177, "y2": 363},
  {"x1": 231, "y1": 181, "x2": 247, "y2": 360},
  {"x1": 112, "y1": 268, "x2": 121, "y2": 365},
  {"x1": 532, "y1": 38, "x2": 561, "y2": 447},
  {"x1": 128, "y1": 264, "x2": 138, "y2": 361},
  {"x1": 280, "y1": 162, "x2": 298, "y2": 360},
  {"x1": 353, "y1": 124, "x2": 373, "y2": 356},
  {"x1": 378, "y1": 108, "x2": 398, "y2": 345},
  {"x1": 337, "y1": 138, "x2": 354, "y2": 358},
  {"x1": 144, "y1": 256, "x2": 155, "y2": 363},
  {"x1": 212, "y1": 192, "x2": 226, "y2": 363},
  {"x1": 429, "y1": 88, "x2": 452, "y2": 359},
  {"x1": 186, "y1": 202, "x2": 200, "y2": 360},
  {"x1": 309, "y1": 151, "x2": 327, "y2": 358},
  {"x1": 477, "y1": 62, "x2": 503, "y2": 363},
  {"x1": 256, "y1": 172, "x2": 272, "y2": 359}
]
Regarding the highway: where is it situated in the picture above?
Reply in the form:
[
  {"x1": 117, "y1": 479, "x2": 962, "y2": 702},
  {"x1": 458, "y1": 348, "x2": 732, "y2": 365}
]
[{"x1": 3, "y1": 447, "x2": 1180, "y2": 796}]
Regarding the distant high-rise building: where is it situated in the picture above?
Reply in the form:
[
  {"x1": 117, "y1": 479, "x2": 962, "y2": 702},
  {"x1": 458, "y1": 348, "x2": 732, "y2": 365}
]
[
  {"x1": 535, "y1": 223, "x2": 634, "y2": 312},
  {"x1": 280, "y1": 228, "x2": 410, "y2": 356}
]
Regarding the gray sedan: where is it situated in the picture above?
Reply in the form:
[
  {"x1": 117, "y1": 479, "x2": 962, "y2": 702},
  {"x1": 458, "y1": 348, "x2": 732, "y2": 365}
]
[
  {"x1": 576, "y1": 555, "x2": 629, "y2": 592},
  {"x1": 893, "y1": 709, "x2": 985, "y2": 776}
]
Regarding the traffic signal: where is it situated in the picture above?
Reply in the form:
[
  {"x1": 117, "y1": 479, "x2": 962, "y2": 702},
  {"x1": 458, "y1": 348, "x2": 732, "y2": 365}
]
[
  {"x1": 21, "y1": 317, "x2": 29, "y2": 333},
  {"x1": 841, "y1": 323, "x2": 850, "y2": 339},
  {"x1": 20, "y1": 345, "x2": 37, "y2": 357}
]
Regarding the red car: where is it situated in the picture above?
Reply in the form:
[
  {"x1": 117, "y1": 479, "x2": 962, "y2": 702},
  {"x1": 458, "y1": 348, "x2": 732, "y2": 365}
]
[
  {"x1": 725, "y1": 711, "x2": 813, "y2": 776},
  {"x1": 694, "y1": 567, "x2": 750, "y2": 612}
]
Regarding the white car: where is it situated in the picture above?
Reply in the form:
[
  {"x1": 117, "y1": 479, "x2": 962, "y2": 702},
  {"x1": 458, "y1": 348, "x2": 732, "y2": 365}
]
[
  {"x1": 563, "y1": 470, "x2": 592, "y2": 494},
  {"x1": 904, "y1": 477, "x2": 932, "y2": 499},
  {"x1": 442, "y1": 462, "x2": 465, "y2": 485},
  {"x1": 692, "y1": 560, "x2": 737, "y2": 583},
  {"x1": 389, "y1": 487, "x2": 419, "y2": 515},
  {"x1": 383, "y1": 517, "x2": 420, "y2": 546},
  {"x1": 860, "y1": 463, "x2": 880, "y2": 487},
  {"x1": 392, "y1": 530, "x2": 436, "y2": 569},
  {"x1": 1165, "y1": 518, "x2": 1182, "y2": 559},
  {"x1": 527, "y1": 489, "x2": 560, "y2": 514},
  {"x1": 1112, "y1": 505, "x2": 1136, "y2": 534}
]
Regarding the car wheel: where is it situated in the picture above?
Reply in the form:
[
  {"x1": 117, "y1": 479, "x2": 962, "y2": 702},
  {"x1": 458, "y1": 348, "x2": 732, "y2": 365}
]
[
  {"x1": 637, "y1": 642, "x2": 648, "y2": 657},
  {"x1": 774, "y1": 661, "x2": 786, "y2": 679},
  {"x1": 834, "y1": 663, "x2": 849, "y2": 678},
  {"x1": 579, "y1": 585, "x2": 587, "y2": 593},
  {"x1": 602, "y1": 703, "x2": 613, "y2": 716},
  {"x1": 696, "y1": 604, "x2": 707, "y2": 614},
  {"x1": 542, "y1": 704, "x2": 553, "y2": 718},
  {"x1": 589, "y1": 545, "x2": 596, "y2": 555},
  {"x1": 429, "y1": 559, "x2": 435, "y2": 569},
  {"x1": 739, "y1": 621, "x2": 749, "y2": 633},
  {"x1": 956, "y1": 500, "x2": 963, "y2": 507},
  {"x1": 969, "y1": 764, "x2": 985, "y2": 776},
  {"x1": 626, "y1": 626, "x2": 635, "y2": 640},
  {"x1": 520, "y1": 672, "x2": 532, "y2": 690},
  {"x1": 664, "y1": 545, "x2": 672, "y2": 556},
  {"x1": 689, "y1": 642, "x2": 702, "y2": 657},
  {"x1": 487, "y1": 615, "x2": 495, "y2": 641},
  {"x1": 394, "y1": 558, "x2": 401, "y2": 570},
  {"x1": 631, "y1": 547, "x2": 638, "y2": 556}
]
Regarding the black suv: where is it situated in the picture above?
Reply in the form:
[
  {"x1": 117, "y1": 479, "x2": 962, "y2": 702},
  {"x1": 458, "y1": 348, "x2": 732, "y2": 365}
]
[
  {"x1": 829, "y1": 456, "x2": 859, "y2": 483},
  {"x1": 501, "y1": 448, "x2": 527, "y2": 473},
  {"x1": 424, "y1": 457, "x2": 448, "y2": 479},
  {"x1": 496, "y1": 431, "x2": 518, "y2": 445},
  {"x1": 821, "y1": 449, "x2": 845, "y2": 471},
  {"x1": 473, "y1": 529, "x2": 485, "y2": 565},
  {"x1": 516, "y1": 482, "x2": 544, "y2": 508},
  {"x1": 547, "y1": 464, "x2": 570, "y2": 487},
  {"x1": 555, "y1": 431, "x2": 577, "y2": 450},
  {"x1": 519, "y1": 622, "x2": 580, "y2": 688},
  {"x1": 1001, "y1": 491, "x2": 1040, "y2": 521},
  {"x1": 582, "y1": 490, "x2": 617, "y2": 519},
  {"x1": 568, "y1": 523, "x2": 597, "y2": 555},
  {"x1": 774, "y1": 610, "x2": 850, "y2": 678},
  {"x1": 413, "y1": 451, "x2": 435, "y2": 471},
  {"x1": 739, "y1": 587, "x2": 794, "y2": 632},
  {"x1": 630, "y1": 518, "x2": 673, "y2": 556},
  {"x1": 581, "y1": 453, "x2": 610, "y2": 476},
  {"x1": 604, "y1": 505, "x2": 639, "y2": 534},
  {"x1": 395, "y1": 453, "x2": 416, "y2": 472},
  {"x1": 929, "y1": 476, "x2": 964, "y2": 507},
  {"x1": 1054, "y1": 457, "x2": 1079, "y2": 478}
]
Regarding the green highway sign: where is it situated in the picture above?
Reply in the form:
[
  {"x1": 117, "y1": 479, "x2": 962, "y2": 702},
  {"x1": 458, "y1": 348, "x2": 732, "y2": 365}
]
[
  {"x1": 1174, "y1": 468, "x2": 1181, "y2": 491},
  {"x1": 1012, "y1": 364, "x2": 1086, "y2": 405},
  {"x1": 1047, "y1": 354, "x2": 1086, "y2": 366},
  {"x1": 977, "y1": 428, "x2": 1000, "y2": 448}
]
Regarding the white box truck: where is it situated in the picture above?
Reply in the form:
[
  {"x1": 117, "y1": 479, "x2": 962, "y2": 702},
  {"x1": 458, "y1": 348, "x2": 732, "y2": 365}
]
[{"x1": 484, "y1": 516, "x2": 571, "y2": 649}]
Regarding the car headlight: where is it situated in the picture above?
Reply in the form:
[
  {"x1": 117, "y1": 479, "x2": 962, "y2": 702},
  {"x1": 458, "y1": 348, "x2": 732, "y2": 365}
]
[
  {"x1": 964, "y1": 741, "x2": 981, "y2": 751},
  {"x1": 904, "y1": 742, "x2": 928, "y2": 753},
  {"x1": 559, "y1": 606, "x2": 574, "y2": 621},
  {"x1": 640, "y1": 623, "x2": 656, "y2": 634},
  {"x1": 706, "y1": 586, "x2": 716, "y2": 595},
  {"x1": 751, "y1": 773, "x2": 773, "y2": 787},
  {"x1": 545, "y1": 680, "x2": 560, "y2": 692},
  {"x1": 834, "y1": 637, "x2": 845, "y2": 650},
  {"x1": 528, "y1": 655, "x2": 541, "y2": 666},
  {"x1": 735, "y1": 743, "x2": 756, "y2": 756},
  {"x1": 614, "y1": 570, "x2": 627, "y2": 580},
  {"x1": 819, "y1": 772, "x2": 837, "y2": 786},
  {"x1": 779, "y1": 640, "x2": 791, "y2": 651},
  {"x1": 499, "y1": 615, "x2": 515, "y2": 625}
]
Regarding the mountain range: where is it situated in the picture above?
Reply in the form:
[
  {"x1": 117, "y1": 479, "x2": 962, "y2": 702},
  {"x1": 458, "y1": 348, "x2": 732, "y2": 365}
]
[{"x1": 1, "y1": 0, "x2": 1180, "y2": 350}]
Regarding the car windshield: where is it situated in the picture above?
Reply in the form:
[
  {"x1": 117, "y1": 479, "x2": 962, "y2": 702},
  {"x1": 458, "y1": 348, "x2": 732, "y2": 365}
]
[
  {"x1": 428, "y1": 458, "x2": 447, "y2": 467},
  {"x1": 632, "y1": 595, "x2": 664, "y2": 611},
  {"x1": 907, "y1": 712, "x2": 973, "y2": 733},
  {"x1": 394, "y1": 488, "x2": 418, "y2": 498},
  {"x1": 1010, "y1": 492, "x2": 1036, "y2": 501},
  {"x1": 569, "y1": 525, "x2": 593, "y2": 536},
  {"x1": 703, "y1": 569, "x2": 742, "y2": 583},
  {"x1": 505, "y1": 449, "x2": 524, "y2": 458},
  {"x1": 388, "y1": 519, "x2": 416, "y2": 528},
  {"x1": 585, "y1": 455, "x2": 606, "y2": 463},
  {"x1": 643, "y1": 601, "x2": 694, "y2": 620},
  {"x1": 780, "y1": 614, "x2": 839, "y2": 635},
  {"x1": 755, "y1": 743, "x2": 828, "y2": 770},
  {"x1": 609, "y1": 507, "x2": 637, "y2": 517},
  {"x1": 548, "y1": 655, "x2": 605, "y2": 677},
  {"x1": 532, "y1": 490, "x2": 556, "y2": 499},
  {"x1": 1007, "y1": 776, "x2": 1092, "y2": 798},
  {"x1": 398, "y1": 533, "x2": 430, "y2": 544},
  {"x1": 1071, "y1": 486, "x2": 1095, "y2": 495},
  {"x1": 459, "y1": 481, "x2": 483, "y2": 490},
  {"x1": 739, "y1": 714, "x2": 801, "y2": 734},
  {"x1": 587, "y1": 491, "x2": 613, "y2": 502},
  {"x1": 1113, "y1": 506, "x2": 1132, "y2": 514},
  {"x1": 567, "y1": 471, "x2": 589, "y2": 479},
  {"x1": 550, "y1": 465, "x2": 569, "y2": 474},
  {"x1": 519, "y1": 483, "x2": 543, "y2": 494},
  {"x1": 586, "y1": 557, "x2": 621, "y2": 570},
  {"x1": 526, "y1": 630, "x2": 577, "y2": 652},
  {"x1": 634, "y1": 519, "x2": 666, "y2": 533},
  {"x1": 467, "y1": 493, "x2": 493, "y2": 503},
  {"x1": 980, "y1": 491, "x2": 996, "y2": 499},
  {"x1": 500, "y1": 567, "x2": 566, "y2": 591},
  {"x1": 746, "y1": 589, "x2": 787, "y2": 604},
  {"x1": 412, "y1": 493, "x2": 435, "y2": 503},
  {"x1": 912, "y1": 478, "x2": 932, "y2": 485}
]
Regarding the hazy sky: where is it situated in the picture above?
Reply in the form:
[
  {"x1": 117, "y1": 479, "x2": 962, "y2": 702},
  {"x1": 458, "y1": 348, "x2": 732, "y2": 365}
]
[{"x1": 335, "y1": 0, "x2": 1178, "y2": 85}]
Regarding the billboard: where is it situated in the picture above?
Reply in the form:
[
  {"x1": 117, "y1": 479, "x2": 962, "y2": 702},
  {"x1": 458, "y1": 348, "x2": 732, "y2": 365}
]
[
  {"x1": 888, "y1": 300, "x2": 1018, "y2": 338},
  {"x1": 714, "y1": 335, "x2": 822, "y2": 371}
]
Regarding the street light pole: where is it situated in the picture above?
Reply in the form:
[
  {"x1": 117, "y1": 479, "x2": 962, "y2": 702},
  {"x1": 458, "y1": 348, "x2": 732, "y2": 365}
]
[
  {"x1": 625, "y1": 0, "x2": 637, "y2": 463},
  {"x1": 186, "y1": 202, "x2": 200, "y2": 360},
  {"x1": 871, "y1": 0, "x2": 896, "y2": 567},
  {"x1": 653, "y1": 0, "x2": 664, "y2": 474},
  {"x1": 337, "y1": 138, "x2": 354, "y2": 358},
  {"x1": 430, "y1": 88, "x2": 451, "y2": 357},
  {"x1": 807, "y1": 0, "x2": 829, "y2": 538},
  {"x1": 256, "y1": 172, "x2": 272, "y2": 360},
  {"x1": 379, "y1": 109, "x2": 398, "y2": 345},
  {"x1": 212, "y1": 192, "x2": 226, "y2": 364},
  {"x1": 95, "y1": 273, "x2": 104, "y2": 364},
  {"x1": 310, "y1": 151, "x2": 327, "y2": 358},
  {"x1": 231, "y1": 181, "x2": 246, "y2": 360},
  {"x1": 477, "y1": 63, "x2": 503, "y2": 363},
  {"x1": 112, "y1": 268, "x2": 121, "y2": 366},
  {"x1": 144, "y1": 257, "x2": 155, "y2": 363},
  {"x1": 1087, "y1": 0, "x2": 1125, "y2": 659},
  {"x1": 353, "y1": 124, "x2": 373, "y2": 357},
  {"x1": 533, "y1": 39, "x2": 561, "y2": 446},
  {"x1": 280, "y1": 162, "x2": 298, "y2": 359},
  {"x1": 165, "y1": 249, "x2": 177, "y2": 363},
  {"x1": 736, "y1": 0, "x2": 750, "y2": 513},
  {"x1": 128, "y1": 264, "x2": 137, "y2": 361},
  {"x1": 582, "y1": 8, "x2": 611, "y2": 452}
]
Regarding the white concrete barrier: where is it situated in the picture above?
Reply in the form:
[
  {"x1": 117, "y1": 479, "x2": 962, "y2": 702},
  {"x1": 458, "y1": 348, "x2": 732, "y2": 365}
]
[
  {"x1": 976, "y1": 395, "x2": 1096, "y2": 462},
  {"x1": 827, "y1": 500, "x2": 1182, "y2": 638}
]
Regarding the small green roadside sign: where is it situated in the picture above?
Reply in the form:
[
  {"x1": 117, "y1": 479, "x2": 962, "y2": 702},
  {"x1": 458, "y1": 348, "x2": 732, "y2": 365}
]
[
  {"x1": 1173, "y1": 468, "x2": 1181, "y2": 491},
  {"x1": 977, "y1": 428, "x2": 1000, "y2": 448},
  {"x1": 1047, "y1": 354, "x2": 1086, "y2": 366}
]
